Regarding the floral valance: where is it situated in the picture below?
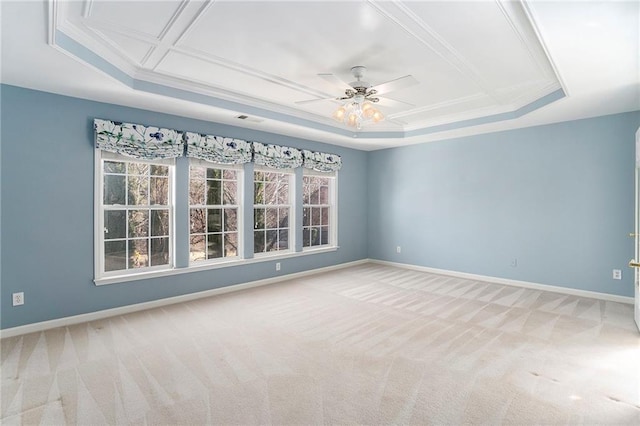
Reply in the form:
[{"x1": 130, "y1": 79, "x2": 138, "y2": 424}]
[
  {"x1": 252, "y1": 142, "x2": 303, "y2": 169},
  {"x1": 184, "y1": 132, "x2": 252, "y2": 165},
  {"x1": 302, "y1": 150, "x2": 342, "y2": 172},
  {"x1": 94, "y1": 119, "x2": 184, "y2": 159},
  {"x1": 95, "y1": 118, "x2": 344, "y2": 172}
]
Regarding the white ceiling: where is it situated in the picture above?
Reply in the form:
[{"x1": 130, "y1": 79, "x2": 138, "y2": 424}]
[{"x1": 1, "y1": 0, "x2": 638, "y2": 150}]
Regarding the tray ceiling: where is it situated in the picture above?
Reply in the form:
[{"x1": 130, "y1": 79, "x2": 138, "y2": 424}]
[{"x1": 2, "y1": 1, "x2": 638, "y2": 149}]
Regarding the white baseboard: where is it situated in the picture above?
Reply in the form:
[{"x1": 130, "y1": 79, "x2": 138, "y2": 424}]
[
  {"x1": 0, "y1": 259, "x2": 368, "y2": 339},
  {"x1": 3, "y1": 258, "x2": 632, "y2": 339},
  {"x1": 369, "y1": 259, "x2": 635, "y2": 305}
]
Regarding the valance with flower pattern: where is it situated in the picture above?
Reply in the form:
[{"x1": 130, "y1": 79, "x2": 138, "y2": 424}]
[
  {"x1": 184, "y1": 132, "x2": 252, "y2": 165},
  {"x1": 302, "y1": 150, "x2": 342, "y2": 172},
  {"x1": 252, "y1": 141, "x2": 303, "y2": 169},
  {"x1": 95, "y1": 118, "x2": 345, "y2": 173},
  {"x1": 94, "y1": 119, "x2": 184, "y2": 159}
]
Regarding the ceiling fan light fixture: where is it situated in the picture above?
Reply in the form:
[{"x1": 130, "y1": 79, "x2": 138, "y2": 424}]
[
  {"x1": 361, "y1": 101, "x2": 375, "y2": 119},
  {"x1": 347, "y1": 111, "x2": 358, "y2": 127},
  {"x1": 334, "y1": 100, "x2": 383, "y2": 130},
  {"x1": 332, "y1": 106, "x2": 346, "y2": 122}
]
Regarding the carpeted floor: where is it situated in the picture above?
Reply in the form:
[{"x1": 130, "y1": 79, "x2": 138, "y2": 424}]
[{"x1": 2, "y1": 263, "x2": 640, "y2": 425}]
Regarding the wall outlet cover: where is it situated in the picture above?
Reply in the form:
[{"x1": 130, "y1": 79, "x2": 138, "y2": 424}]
[{"x1": 12, "y1": 292, "x2": 24, "y2": 306}]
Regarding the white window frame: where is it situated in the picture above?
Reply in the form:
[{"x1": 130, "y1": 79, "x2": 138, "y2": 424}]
[
  {"x1": 253, "y1": 166, "x2": 295, "y2": 257},
  {"x1": 302, "y1": 169, "x2": 338, "y2": 250},
  {"x1": 94, "y1": 150, "x2": 176, "y2": 280},
  {"x1": 188, "y1": 158, "x2": 244, "y2": 265}
]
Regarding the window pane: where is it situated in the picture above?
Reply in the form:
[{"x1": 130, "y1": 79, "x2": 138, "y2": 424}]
[
  {"x1": 320, "y1": 226, "x2": 329, "y2": 245},
  {"x1": 265, "y1": 183, "x2": 277, "y2": 204},
  {"x1": 311, "y1": 207, "x2": 321, "y2": 226},
  {"x1": 223, "y1": 180, "x2": 237, "y2": 205},
  {"x1": 303, "y1": 207, "x2": 310, "y2": 227},
  {"x1": 303, "y1": 181, "x2": 311, "y2": 204},
  {"x1": 150, "y1": 177, "x2": 168, "y2": 205},
  {"x1": 277, "y1": 184, "x2": 289, "y2": 204},
  {"x1": 127, "y1": 176, "x2": 149, "y2": 205},
  {"x1": 321, "y1": 207, "x2": 329, "y2": 226},
  {"x1": 225, "y1": 232, "x2": 238, "y2": 257},
  {"x1": 207, "y1": 209, "x2": 222, "y2": 233},
  {"x1": 254, "y1": 182, "x2": 264, "y2": 204},
  {"x1": 254, "y1": 208, "x2": 265, "y2": 230},
  {"x1": 310, "y1": 185, "x2": 320, "y2": 204},
  {"x1": 207, "y1": 168, "x2": 221, "y2": 179},
  {"x1": 254, "y1": 231, "x2": 265, "y2": 253},
  {"x1": 104, "y1": 210, "x2": 126, "y2": 239},
  {"x1": 104, "y1": 161, "x2": 125, "y2": 174},
  {"x1": 105, "y1": 241, "x2": 126, "y2": 271},
  {"x1": 278, "y1": 229, "x2": 289, "y2": 250},
  {"x1": 190, "y1": 166, "x2": 205, "y2": 180},
  {"x1": 151, "y1": 210, "x2": 169, "y2": 237},
  {"x1": 190, "y1": 208, "x2": 206, "y2": 233},
  {"x1": 303, "y1": 229, "x2": 311, "y2": 247},
  {"x1": 266, "y1": 208, "x2": 278, "y2": 229},
  {"x1": 207, "y1": 234, "x2": 222, "y2": 259},
  {"x1": 224, "y1": 208, "x2": 237, "y2": 232},
  {"x1": 190, "y1": 176, "x2": 205, "y2": 206},
  {"x1": 223, "y1": 169, "x2": 236, "y2": 180},
  {"x1": 266, "y1": 230, "x2": 278, "y2": 252},
  {"x1": 311, "y1": 227, "x2": 321, "y2": 246},
  {"x1": 319, "y1": 185, "x2": 329, "y2": 204},
  {"x1": 279, "y1": 207, "x2": 289, "y2": 228},
  {"x1": 128, "y1": 210, "x2": 149, "y2": 238},
  {"x1": 104, "y1": 175, "x2": 125, "y2": 205},
  {"x1": 128, "y1": 239, "x2": 148, "y2": 268},
  {"x1": 150, "y1": 237, "x2": 169, "y2": 266},
  {"x1": 207, "y1": 180, "x2": 221, "y2": 205},
  {"x1": 128, "y1": 163, "x2": 149, "y2": 175},
  {"x1": 254, "y1": 170, "x2": 264, "y2": 181},
  {"x1": 190, "y1": 235, "x2": 205, "y2": 262},
  {"x1": 151, "y1": 165, "x2": 168, "y2": 176}
]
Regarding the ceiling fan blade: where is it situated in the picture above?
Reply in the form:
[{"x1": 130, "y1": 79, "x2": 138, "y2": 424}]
[
  {"x1": 375, "y1": 97, "x2": 415, "y2": 109},
  {"x1": 318, "y1": 73, "x2": 352, "y2": 92},
  {"x1": 370, "y1": 75, "x2": 418, "y2": 96}
]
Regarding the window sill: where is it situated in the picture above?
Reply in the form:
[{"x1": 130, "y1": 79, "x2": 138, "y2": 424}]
[{"x1": 94, "y1": 246, "x2": 339, "y2": 286}]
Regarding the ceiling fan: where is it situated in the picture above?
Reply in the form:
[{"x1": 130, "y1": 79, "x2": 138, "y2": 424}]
[{"x1": 296, "y1": 66, "x2": 419, "y2": 129}]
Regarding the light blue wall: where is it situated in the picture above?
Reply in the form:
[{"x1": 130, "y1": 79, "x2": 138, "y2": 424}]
[
  {"x1": 2, "y1": 84, "x2": 638, "y2": 330},
  {"x1": 0, "y1": 85, "x2": 368, "y2": 329},
  {"x1": 368, "y1": 111, "x2": 640, "y2": 297}
]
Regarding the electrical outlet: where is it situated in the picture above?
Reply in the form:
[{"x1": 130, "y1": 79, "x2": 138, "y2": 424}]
[
  {"x1": 612, "y1": 269, "x2": 622, "y2": 280},
  {"x1": 396, "y1": 246, "x2": 401, "y2": 254},
  {"x1": 276, "y1": 262, "x2": 281, "y2": 271},
  {"x1": 12, "y1": 292, "x2": 24, "y2": 306}
]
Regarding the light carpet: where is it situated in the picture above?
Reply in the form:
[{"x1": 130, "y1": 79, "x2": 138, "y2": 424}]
[{"x1": 2, "y1": 263, "x2": 640, "y2": 425}]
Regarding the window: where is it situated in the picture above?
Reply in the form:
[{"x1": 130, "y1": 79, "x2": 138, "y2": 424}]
[
  {"x1": 95, "y1": 119, "x2": 342, "y2": 284},
  {"x1": 189, "y1": 162, "x2": 241, "y2": 262},
  {"x1": 303, "y1": 172, "x2": 336, "y2": 248},
  {"x1": 98, "y1": 155, "x2": 173, "y2": 276},
  {"x1": 253, "y1": 169, "x2": 292, "y2": 254}
]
